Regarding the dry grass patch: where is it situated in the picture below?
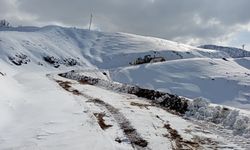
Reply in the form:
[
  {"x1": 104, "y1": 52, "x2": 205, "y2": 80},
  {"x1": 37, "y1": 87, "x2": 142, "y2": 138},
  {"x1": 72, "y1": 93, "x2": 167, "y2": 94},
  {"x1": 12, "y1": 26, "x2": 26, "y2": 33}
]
[
  {"x1": 130, "y1": 102, "x2": 152, "y2": 109},
  {"x1": 163, "y1": 124, "x2": 200, "y2": 150},
  {"x1": 94, "y1": 113, "x2": 113, "y2": 130}
]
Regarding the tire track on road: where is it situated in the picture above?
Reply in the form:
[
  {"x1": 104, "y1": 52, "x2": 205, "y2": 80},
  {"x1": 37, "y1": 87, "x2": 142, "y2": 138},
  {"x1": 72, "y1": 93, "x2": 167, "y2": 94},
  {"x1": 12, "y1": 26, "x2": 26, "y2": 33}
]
[{"x1": 55, "y1": 79, "x2": 149, "y2": 150}]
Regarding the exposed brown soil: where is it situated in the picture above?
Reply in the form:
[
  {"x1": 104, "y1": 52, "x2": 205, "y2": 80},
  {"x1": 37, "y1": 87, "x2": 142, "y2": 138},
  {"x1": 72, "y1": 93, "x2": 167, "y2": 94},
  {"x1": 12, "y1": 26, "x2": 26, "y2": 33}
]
[
  {"x1": 55, "y1": 80, "x2": 81, "y2": 96},
  {"x1": 163, "y1": 124, "x2": 200, "y2": 150},
  {"x1": 164, "y1": 124, "x2": 183, "y2": 149},
  {"x1": 130, "y1": 102, "x2": 152, "y2": 109},
  {"x1": 78, "y1": 79, "x2": 90, "y2": 85},
  {"x1": 55, "y1": 75, "x2": 233, "y2": 150},
  {"x1": 192, "y1": 136, "x2": 218, "y2": 149},
  {"x1": 89, "y1": 98, "x2": 148, "y2": 148},
  {"x1": 55, "y1": 80, "x2": 149, "y2": 149},
  {"x1": 94, "y1": 113, "x2": 113, "y2": 130},
  {"x1": 71, "y1": 89, "x2": 81, "y2": 95},
  {"x1": 55, "y1": 80, "x2": 72, "y2": 91}
]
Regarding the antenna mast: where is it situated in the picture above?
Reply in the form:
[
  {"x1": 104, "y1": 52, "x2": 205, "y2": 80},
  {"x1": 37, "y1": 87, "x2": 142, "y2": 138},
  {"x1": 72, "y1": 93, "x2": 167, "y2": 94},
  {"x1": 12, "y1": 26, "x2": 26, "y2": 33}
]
[
  {"x1": 242, "y1": 44, "x2": 245, "y2": 50},
  {"x1": 89, "y1": 13, "x2": 93, "y2": 30}
]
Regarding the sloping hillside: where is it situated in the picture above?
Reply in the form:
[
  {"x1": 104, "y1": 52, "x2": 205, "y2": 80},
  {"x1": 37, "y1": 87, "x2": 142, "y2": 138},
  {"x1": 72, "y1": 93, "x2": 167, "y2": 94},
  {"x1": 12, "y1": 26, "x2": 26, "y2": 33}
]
[
  {"x1": 0, "y1": 25, "x2": 250, "y2": 149},
  {"x1": 0, "y1": 26, "x2": 229, "y2": 69},
  {"x1": 111, "y1": 58, "x2": 250, "y2": 109},
  {"x1": 199, "y1": 45, "x2": 250, "y2": 58}
]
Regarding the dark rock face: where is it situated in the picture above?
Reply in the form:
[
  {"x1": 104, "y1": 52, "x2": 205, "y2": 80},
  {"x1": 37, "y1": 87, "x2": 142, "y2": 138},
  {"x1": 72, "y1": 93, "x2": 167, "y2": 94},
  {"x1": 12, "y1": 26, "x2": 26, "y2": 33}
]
[
  {"x1": 43, "y1": 56, "x2": 60, "y2": 68},
  {"x1": 127, "y1": 87, "x2": 188, "y2": 114},
  {"x1": 0, "y1": 72, "x2": 5, "y2": 76},
  {"x1": 43, "y1": 56, "x2": 78, "y2": 68},
  {"x1": 130, "y1": 55, "x2": 166, "y2": 65},
  {"x1": 43, "y1": 56, "x2": 58, "y2": 64},
  {"x1": 0, "y1": 20, "x2": 10, "y2": 28},
  {"x1": 222, "y1": 58, "x2": 228, "y2": 61},
  {"x1": 58, "y1": 72, "x2": 100, "y2": 85},
  {"x1": 9, "y1": 53, "x2": 30, "y2": 66},
  {"x1": 159, "y1": 94, "x2": 188, "y2": 114},
  {"x1": 78, "y1": 76, "x2": 100, "y2": 85},
  {"x1": 172, "y1": 51, "x2": 183, "y2": 59},
  {"x1": 128, "y1": 88, "x2": 165, "y2": 100},
  {"x1": 63, "y1": 58, "x2": 78, "y2": 66}
]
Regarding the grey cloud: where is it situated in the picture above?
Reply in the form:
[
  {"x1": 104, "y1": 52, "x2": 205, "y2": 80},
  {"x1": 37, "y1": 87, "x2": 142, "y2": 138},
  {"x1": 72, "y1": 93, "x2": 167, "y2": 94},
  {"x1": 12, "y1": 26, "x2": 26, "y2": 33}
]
[
  {"x1": 0, "y1": 0, "x2": 16, "y2": 16},
  {"x1": 2, "y1": 0, "x2": 250, "y2": 45}
]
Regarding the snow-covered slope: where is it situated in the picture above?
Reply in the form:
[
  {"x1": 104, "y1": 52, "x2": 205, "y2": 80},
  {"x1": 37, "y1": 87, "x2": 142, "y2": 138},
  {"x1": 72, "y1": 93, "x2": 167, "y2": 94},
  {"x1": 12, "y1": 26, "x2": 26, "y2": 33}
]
[
  {"x1": 111, "y1": 58, "x2": 250, "y2": 109},
  {"x1": 0, "y1": 26, "x2": 229, "y2": 69},
  {"x1": 1, "y1": 25, "x2": 250, "y2": 149},
  {"x1": 199, "y1": 45, "x2": 250, "y2": 58}
]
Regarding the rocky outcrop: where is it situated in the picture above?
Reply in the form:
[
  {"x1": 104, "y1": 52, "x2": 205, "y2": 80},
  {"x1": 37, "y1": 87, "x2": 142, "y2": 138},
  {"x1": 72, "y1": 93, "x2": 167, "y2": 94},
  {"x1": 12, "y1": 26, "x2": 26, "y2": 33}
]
[
  {"x1": 59, "y1": 71, "x2": 188, "y2": 115},
  {"x1": 8, "y1": 53, "x2": 30, "y2": 66},
  {"x1": 43, "y1": 56, "x2": 78, "y2": 68}
]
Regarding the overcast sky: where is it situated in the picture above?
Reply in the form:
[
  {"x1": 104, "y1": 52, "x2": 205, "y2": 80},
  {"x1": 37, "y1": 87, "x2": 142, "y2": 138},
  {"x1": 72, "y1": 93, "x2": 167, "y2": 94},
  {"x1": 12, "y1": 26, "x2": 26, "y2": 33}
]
[{"x1": 1, "y1": 0, "x2": 250, "y2": 47}]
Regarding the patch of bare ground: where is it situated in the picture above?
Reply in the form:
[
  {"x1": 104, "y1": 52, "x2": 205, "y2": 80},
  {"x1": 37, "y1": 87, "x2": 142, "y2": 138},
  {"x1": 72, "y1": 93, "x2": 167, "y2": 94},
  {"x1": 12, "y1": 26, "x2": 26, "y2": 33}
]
[
  {"x1": 78, "y1": 79, "x2": 90, "y2": 85},
  {"x1": 163, "y1": 124, "x2": 200, "y2": 150},
  {"x1": 55, "y1": 76, "x2": 223, "y2": 149},
  {"x1": 130, "y1": 102, "x2": 152, "y2": 109},
  {"x1": 192, "y1": 136, "x2": 219, "y2": 149},
  {"x1": 71, "y1": 89, "x2": 81, "y2": 95},
  {"x1": 55, "y1": 80, "x2": 149, "y2": 149},
  {"x1": 89, "y1": 98, "x2": 148, "y2": 149},
  {"x1": 55, "y1": 80, "x2": 81, "y2": 95},
  {"x1": 94, "y1": 113, "x2": 113, "y2": 130},
  {"x1": 55, "y1": 80, "x2": 72, "y2": 91}
]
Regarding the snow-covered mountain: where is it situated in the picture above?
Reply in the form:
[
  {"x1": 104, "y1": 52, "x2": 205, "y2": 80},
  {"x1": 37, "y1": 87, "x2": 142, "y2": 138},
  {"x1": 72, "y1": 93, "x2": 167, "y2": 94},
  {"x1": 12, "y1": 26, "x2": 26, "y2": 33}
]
[
  {"x1": 0, "y1": 26, "x2": 230, "y2": 69},
  {"x1": 199, "y1": 44, "x2": 250, "y2": 58},
  {"x1": 1, "y1": 25, "x2": 250, "y2": 149}
]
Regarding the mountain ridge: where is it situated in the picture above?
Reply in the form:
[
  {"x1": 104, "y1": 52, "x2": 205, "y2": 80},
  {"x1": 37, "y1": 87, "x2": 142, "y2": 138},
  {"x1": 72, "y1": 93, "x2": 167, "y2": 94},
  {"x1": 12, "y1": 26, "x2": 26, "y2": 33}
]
[
  {"x1": 0, "y1": 25, "x2": 229, "y2": 69},
  {"x1": 199, "y1": 44, "x2": 250, "y2": 58}
]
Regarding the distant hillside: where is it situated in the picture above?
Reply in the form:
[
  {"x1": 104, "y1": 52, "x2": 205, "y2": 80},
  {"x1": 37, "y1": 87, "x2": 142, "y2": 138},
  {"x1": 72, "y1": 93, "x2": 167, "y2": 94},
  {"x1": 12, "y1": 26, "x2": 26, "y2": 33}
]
[
  {"x1": 199, "y1": 45, "x2": 250, "y2": 58},
  {"x1": 0, "y1": 25, "x2": 228, "y2": 70}
]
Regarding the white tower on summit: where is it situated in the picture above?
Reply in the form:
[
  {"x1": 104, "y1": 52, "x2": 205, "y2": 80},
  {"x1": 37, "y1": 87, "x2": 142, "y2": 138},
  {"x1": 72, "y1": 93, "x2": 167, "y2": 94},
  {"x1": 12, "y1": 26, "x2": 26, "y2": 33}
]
[{"x1": 89, "y1": 13, "x2": 93, "y2": 31}]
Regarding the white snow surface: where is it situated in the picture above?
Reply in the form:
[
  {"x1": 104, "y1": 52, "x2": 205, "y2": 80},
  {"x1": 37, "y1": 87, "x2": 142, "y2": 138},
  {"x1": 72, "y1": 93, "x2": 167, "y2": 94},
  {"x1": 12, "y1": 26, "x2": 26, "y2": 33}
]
[
  {"x1": 111, "y1": 58, "x2": 250, "y2": 109},
  {"x1": 0, "y1": 25, "x2": 250, "y2": 149},
  {"x1": 0, "y1": 25, "x2": 229, "y2": 69}
]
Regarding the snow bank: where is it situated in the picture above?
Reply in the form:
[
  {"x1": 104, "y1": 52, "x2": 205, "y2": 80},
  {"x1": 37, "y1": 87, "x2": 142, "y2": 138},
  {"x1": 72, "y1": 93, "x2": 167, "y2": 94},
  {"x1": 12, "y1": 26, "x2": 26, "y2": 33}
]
[{"x1": 186, "y1": 97, "x2": 250, "y2": 138}]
